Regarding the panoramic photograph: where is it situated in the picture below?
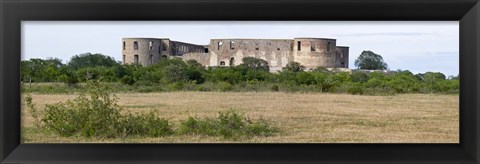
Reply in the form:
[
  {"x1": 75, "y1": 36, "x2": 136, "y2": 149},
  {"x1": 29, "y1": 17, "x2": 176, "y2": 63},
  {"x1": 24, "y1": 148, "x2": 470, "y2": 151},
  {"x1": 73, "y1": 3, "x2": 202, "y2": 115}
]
[{"x1": 20, "y1": 21, "x2": 459, "y2": 143}]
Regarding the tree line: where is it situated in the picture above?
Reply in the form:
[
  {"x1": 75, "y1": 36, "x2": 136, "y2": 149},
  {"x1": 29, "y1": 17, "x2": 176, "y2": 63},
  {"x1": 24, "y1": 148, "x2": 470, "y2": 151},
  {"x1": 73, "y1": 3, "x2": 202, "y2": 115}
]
[{"x1": 21, "y1": 52, "x2": 459, "y2": 95}]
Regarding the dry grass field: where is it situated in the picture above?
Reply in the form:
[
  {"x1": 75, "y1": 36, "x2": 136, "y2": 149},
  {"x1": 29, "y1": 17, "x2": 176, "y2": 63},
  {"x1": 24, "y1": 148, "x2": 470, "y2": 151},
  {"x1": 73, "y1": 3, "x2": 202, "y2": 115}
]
[{"x1": 21, "y1": 92, "x2": 459, "y2": 143}]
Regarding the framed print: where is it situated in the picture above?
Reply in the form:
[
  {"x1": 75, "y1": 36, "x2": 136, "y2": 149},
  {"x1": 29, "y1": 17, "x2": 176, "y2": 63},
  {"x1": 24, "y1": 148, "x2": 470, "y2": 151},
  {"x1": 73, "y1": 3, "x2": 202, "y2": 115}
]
[{"x1": 1, "y1": 0, "x2": 479, "y2": 163}]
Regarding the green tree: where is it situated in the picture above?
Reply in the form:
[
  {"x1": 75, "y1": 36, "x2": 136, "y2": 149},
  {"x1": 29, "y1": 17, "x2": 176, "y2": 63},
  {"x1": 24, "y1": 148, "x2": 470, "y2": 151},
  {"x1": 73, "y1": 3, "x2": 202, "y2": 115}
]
[
  {"x1": 283, "y1": 62, "x2": 305, "y2": 73},
  {"x1": 68, "y1": 53, "x2": 120, "y2": 70},
  {"x1": 238, "y1": 57, "x2": 269, "y2": 72},
  {"x1": 418, "y1": 72, "x2": 446, "y2": 93},
  {"x1": 21, "y1": 58, "x2": 64, "y2": 83},
  {"x1": 162, "y1": 64, "x2": 188, "y2": 83},
  {"x1": 186, "y1": 59, "x2": 206, "y2": 84},
  {"x1": 354, "y1": 50, "x2": 388, "y2": 70},
  {"x1": 57, "y1": 65, "x2": 78, "y2": 86},
  {"x1": 417, "y1": 72, "x2": 446, "y2": 82}
]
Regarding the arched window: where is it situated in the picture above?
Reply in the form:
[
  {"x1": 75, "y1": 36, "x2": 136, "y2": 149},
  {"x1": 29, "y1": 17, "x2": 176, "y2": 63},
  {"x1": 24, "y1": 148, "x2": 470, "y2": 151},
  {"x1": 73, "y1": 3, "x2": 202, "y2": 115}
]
[
  {"x1": 149, "y1": 41, "x2": 153, "y2": 50},
  {"x1": 162, "y1": 43, "x2": 167, "y2": 51},
  {"x1": 297, "y1": 41, "x2": 301, "y2": 51},
  {"x1": 161, "y1": 55, "x2": 167, "y2": 58},
  {"x1": 123, "y1": 41, "x2": 126, "y2": 50},
  {"x1": 134, "y1": 55, "x2": 139, "y2": 64},
  {"x1": 134, "y1": 41, "x2": 138, "y2": 50},
  {"x1": 229, "y1": 57, "x2": 235, "y2": 66},
  {"x1": 220, "y1": 61, "x2": 225, "y2": 66},
  {"x1": 218, "y1": 42, "x2": 222, "y2": 50},
  {"x1": 230, "y1": 41, "x2": 235, "y2": 50}
]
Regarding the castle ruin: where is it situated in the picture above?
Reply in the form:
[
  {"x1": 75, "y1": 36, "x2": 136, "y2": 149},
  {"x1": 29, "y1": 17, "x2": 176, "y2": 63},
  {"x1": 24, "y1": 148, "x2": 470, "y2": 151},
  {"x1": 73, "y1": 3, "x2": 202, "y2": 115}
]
[{"x1": 122, "y1": 37, "x2": 349, "y2": 71}]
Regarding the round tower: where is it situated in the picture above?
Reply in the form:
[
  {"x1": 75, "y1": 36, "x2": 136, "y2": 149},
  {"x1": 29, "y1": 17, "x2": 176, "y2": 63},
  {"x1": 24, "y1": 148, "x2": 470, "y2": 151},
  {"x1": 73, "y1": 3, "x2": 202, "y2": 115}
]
[
  {"x1": 122, "y1": 38, "x2": 169, "y2": 66},
  {"x1": 292, "y1": 38, "x2": 337, "y2": 70}
]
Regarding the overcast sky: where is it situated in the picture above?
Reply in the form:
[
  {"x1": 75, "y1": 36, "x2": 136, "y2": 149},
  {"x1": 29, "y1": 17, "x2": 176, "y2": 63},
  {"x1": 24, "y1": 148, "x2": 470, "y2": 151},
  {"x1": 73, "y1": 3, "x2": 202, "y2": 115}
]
[{"x1": 22, "y1": 21, "x2": 459, "y2": 76}]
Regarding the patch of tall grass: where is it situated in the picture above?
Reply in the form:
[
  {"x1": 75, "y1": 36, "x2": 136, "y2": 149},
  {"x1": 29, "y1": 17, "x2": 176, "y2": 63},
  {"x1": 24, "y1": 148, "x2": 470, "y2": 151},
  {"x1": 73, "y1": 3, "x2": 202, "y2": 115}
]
[
  {"x1": 24, "y1": 81, "x2": 278, "y2": 139},
  {"x1": 179, "y1": 109, "x2": 278, "y2": 139}
]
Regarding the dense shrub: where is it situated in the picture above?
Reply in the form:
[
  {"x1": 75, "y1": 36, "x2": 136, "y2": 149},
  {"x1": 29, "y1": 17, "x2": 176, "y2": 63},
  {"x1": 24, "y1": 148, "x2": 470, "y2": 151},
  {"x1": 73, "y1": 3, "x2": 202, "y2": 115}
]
[
  {"x1": 179, "y1": 109, "x2": 278, "y2": 139},
  {"x1": 24, "y1": 81, "x2": 279, "y2": 139},
  {"x1": 120, "y1": 111, "x2": 173, "y2": 137},
  {"x1": 22, "y1": 56, "x2": 459, "y2": 95},
  {"x1": 38, "y1": 80, "x2": 173, "y2": 138},
  {"x1": 120, "y1": 75, "x2": 135, "y2": 85}
]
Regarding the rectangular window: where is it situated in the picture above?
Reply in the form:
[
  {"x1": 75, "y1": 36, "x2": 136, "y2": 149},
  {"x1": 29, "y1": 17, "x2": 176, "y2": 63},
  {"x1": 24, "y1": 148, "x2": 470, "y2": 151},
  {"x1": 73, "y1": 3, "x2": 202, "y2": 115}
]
[
  {"x1": 327, "y1": 42, "x2": 331, "y2": 51},
  {"x1": 311, "y1": 42, "x2": 316, "y2": 51},
  {"x1": 297, "y1": 41, "x2": 301, "y2": 51}
]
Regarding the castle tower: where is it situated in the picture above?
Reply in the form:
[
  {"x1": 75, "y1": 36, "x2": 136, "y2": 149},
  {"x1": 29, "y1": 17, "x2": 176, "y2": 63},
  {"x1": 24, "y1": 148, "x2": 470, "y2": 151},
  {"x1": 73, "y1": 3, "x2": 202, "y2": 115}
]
[
  {"x1": 292, "y1": 38, "x2": 337, "y2": 70},
  {"x1": 336, "y1": 46, "x2": 349, "y2": 68},
  {"x1": 122, "y1": 38, "x2": 170, "y2": 66}
]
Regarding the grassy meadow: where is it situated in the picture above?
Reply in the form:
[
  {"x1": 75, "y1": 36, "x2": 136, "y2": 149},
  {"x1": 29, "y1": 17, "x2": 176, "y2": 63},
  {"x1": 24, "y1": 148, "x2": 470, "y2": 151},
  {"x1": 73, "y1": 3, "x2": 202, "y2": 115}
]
[{"x1": 21, "y1": 92, "x2": 459, "y2": 143}]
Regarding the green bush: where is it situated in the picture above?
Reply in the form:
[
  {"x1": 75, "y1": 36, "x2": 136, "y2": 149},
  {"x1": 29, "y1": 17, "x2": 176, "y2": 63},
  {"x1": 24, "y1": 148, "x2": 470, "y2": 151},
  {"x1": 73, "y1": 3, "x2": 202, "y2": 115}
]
[
  {"x1": 179, "y1": 109, "x2": 278, "y2": 139},
  {"x1": 120, "y1": 75, "x2": 135, "y2": 85},
  {"x1": 218, "y1": 81, "x2": 233, "y2": 92},
  {"x1": 347, "y1": 84, "x2": 364, "y2": 95},
  {"x1": 120, "y1": 111, "x2": 173, "y2": 137},
  {"x1": 37, "y1": 80, "x2": 173, "y2": 138}
]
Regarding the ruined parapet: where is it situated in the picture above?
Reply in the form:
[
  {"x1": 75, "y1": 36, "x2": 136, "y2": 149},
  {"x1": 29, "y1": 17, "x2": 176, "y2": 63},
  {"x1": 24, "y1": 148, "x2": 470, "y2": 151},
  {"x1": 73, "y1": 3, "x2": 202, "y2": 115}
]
[
  {"x1": 292, "y1": 38, "x2": 337, "y2": 70},
  {"x1": 122, "y1": 38, "x2": 170, "y2": 66},
  {"x1": 336, "y1": 46, "x2": 349, "y2": 68},
  {"x1": 181, "y1": 52, "x2": 211, "y2": 66},
  {"x1": 170, "y1": 41, "x2": 207, "y2": 56}
]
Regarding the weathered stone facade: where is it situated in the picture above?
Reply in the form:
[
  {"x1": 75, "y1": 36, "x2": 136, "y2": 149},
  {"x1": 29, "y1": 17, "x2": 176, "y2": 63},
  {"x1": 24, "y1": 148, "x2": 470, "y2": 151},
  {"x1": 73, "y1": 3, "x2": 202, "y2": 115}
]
[{"x1": 122, "y1": 37, "x2": 349, "y2": 71}]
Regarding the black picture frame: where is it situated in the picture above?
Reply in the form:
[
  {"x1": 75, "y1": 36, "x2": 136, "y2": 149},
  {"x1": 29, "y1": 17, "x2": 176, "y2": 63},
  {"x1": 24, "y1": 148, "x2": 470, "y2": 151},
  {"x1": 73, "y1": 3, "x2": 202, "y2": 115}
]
[{"x1": 1, "y1": 0, "x2": 479, "y2": 163}]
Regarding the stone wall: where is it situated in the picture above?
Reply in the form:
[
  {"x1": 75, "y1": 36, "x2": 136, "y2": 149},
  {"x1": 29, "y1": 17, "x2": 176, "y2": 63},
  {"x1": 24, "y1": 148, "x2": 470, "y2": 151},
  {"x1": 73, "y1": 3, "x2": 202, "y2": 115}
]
[
  {"x1": 292, "y1": 38, "x2": 337, "y2": 70},
  {"x1": 181, "y1": 52, "x2": 211, "y2": 66},
  {"x1": 208, "y1": 39, "x2": 293, "y2": 71}
]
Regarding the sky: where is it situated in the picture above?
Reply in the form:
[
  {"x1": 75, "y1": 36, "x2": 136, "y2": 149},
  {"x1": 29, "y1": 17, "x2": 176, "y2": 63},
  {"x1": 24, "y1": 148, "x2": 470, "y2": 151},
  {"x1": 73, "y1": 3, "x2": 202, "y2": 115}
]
[{"x1": 22, "y1": 21, "x2": 459, "y2": 76}]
